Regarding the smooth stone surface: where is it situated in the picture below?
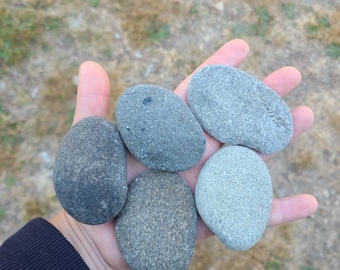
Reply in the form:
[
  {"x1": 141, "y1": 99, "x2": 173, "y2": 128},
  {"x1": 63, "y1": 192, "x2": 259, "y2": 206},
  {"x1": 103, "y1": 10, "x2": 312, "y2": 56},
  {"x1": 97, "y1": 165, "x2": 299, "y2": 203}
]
[
  {"x1": 187, "y1": 65, "x2": 293, "y2": 154},
  {"x1": 116, "y1": 84, "x2": 206, "y2": 171},
  {"x1": 116, "y1": 170, "x2": 197, "y2": 270},
  {"x1": 195, "y1": 146, "x2": 273, "y2": 251},
  {"x1": 53, "y1": 116, "x2": 127, "y2": 225}
]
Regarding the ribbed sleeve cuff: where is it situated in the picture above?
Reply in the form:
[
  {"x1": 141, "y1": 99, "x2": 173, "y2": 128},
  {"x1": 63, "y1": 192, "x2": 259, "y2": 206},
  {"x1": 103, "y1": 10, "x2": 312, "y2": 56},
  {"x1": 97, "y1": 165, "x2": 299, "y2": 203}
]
[{"x1": 0, "y1": 217, "x2": 90, "y2": 270}]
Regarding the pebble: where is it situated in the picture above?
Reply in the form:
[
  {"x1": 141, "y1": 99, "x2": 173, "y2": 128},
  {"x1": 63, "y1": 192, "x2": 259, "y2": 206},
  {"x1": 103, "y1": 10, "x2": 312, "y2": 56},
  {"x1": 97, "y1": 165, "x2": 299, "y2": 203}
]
[
  {"x1": 116, "y1": 170, "x2": 197, "y2": 270},
  {"x1": 195, "y1": 146, "x2": 273, "y2": 251},
  {"x1": 116, "y1": 84, "x2": 206, "y2": 171},
  {"x1": 53, "y1": 116, "x2": 127, "y2": 225},
  {"x1": 187, "y1": 65, "x2": 293, "y2": 154}
]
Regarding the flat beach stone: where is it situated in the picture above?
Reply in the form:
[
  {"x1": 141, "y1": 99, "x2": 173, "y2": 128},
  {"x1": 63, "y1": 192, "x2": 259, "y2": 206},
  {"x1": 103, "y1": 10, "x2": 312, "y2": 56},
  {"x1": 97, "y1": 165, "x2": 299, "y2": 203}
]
[
  {"x1": 195, "y1": 146, "x2": 272, "y2": 251},
  {"x1": 116, "y1": 84, "x2": 205, "y2": 171},
  {"x1": 53, "y1": 116, "x2": 127, "y2": 225},
  {"x1": 187, "y1": 65, "x2": 293, "y2": 154},
  {"x1": 116, "y1": 170, "x2": 197, "y2": 270}
]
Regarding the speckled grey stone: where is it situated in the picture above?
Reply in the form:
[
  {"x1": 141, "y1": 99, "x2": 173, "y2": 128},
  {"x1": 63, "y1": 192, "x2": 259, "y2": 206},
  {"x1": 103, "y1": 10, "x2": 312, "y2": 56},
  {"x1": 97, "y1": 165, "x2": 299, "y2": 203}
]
[
  {"x1": 116, "y1": 84, "x2": 206, "y2": 171},
  {"x1": 53, "y1": 116, "x2": 127, "y2": 225},
  {"x1": 195, "y1": 146, "x2": 272, "y2": 251},
  {"x1": 187, "y1": 65, "x2": 293, "y2": 154},
  {"x1": 116, "y1": 170, "x2": 197, "y2": 270}
]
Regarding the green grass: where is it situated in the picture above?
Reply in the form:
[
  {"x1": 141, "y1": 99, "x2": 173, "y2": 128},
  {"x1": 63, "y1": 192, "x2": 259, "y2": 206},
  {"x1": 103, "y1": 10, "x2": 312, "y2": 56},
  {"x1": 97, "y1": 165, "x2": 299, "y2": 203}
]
[
  {"x1": 0, "y1": 99, "x2": 22, "y2": 173},
  {"x1": 265, "y1": 260, "x2": 285, "y2": 270},
  {"x1": 317, "y1": 16, "x2": 330, "y2": 29},
  {"x1": 0, "y1": 6, "x2": 62, "y2": 71},
  {"x1": 4, "y1": 176, "x2": 16, "y2": 187},
  {"x1": 45, "y1": 17, "x2": 63, "y2": 31},
  {"x1": 299, "y1": 266, "x2": 319, "y2": 270},
  {"x1": 89, "y1": 0, "x2": 100, "y2": 7},
  {"x1": 255, "y1": 7, "x2": 272, "y2": 38},
  {"x1": 305, "y1": 23, "x2": 319, "y2": 38},
  {"x1": 0, "y1": 102, "x2": 21, "y2": 148},
  {"x1": 325, "y1": 42, "x2": 340, "y2": 59},
  {"x1": 281, "y1": 3, "x2": 296, "y2": 20},
  {"x1": 0, "y1": 208, "x2": 5, "y2": 221},
  {"x1": 149, "y1": 23, "x2": 170, "y2": 43},
  {"x1": 0, "y1": 100, "x2": 21, "y2": 147},
  {"x1": 305, "y1": 16, "x2": 330, "y2": 38},
  {"x1": 115, "y1": 0, "x2": 182, "y2": 48},
  {"x1": 231, "y1": 6, "x2": 272, "y2": 41},
  {"x1": 0, "y1": 7, "x2": 43, "y2": 67}
]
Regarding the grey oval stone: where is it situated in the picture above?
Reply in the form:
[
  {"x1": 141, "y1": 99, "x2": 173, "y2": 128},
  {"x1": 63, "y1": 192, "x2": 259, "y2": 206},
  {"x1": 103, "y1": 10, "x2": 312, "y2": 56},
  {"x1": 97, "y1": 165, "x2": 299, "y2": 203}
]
[
  {"x1": 187, "y1": 65, "x2": 293, "y2": 154},
  {"x1": 195, "y1": 146, "x2": 272, "y2": 251},
  {"x1": 116, "y1": 170, "x2": 198, "y2": 270},
  {"x1": 53, "y1": 116, "x2": 127, "y2": 225},
  {"x1": 116, "y1": 84, "x2": 206, "y2": 171}
]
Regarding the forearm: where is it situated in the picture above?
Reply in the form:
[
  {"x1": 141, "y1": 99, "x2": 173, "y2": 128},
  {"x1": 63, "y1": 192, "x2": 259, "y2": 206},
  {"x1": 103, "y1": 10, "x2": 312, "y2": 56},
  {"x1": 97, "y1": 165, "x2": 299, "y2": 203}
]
[{"x1": 0, "y1": 217, "x2": 89, "y2": 270}]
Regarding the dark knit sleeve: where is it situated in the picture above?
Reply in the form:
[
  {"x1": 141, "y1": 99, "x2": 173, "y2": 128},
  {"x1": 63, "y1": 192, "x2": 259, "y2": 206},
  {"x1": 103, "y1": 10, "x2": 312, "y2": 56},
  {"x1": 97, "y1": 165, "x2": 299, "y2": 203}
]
[{"x1": 0, "y1": 217, "x2": 90, "y2": 270}]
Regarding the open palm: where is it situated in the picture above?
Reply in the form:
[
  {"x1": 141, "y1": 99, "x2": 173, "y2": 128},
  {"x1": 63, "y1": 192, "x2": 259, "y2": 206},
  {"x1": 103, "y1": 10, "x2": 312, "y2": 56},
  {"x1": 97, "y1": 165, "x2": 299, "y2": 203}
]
[{"x1": 50, "y1": 39, "x2": 318, "y2": 270}]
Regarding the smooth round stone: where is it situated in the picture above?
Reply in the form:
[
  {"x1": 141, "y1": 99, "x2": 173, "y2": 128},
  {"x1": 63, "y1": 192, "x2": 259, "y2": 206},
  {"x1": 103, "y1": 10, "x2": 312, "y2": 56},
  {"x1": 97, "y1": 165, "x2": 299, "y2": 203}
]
[
  {"x1": 116, "y1": 84, "x2": 206, "y2": 171},
  {"x1": 187, "y1": 65, "x2": 293, "y2": 154},
  {"x1": 53, "y1": 116, "x2": 127, "y2": 225},
  {"x1": 116, "y1": 170, "x2": 197, "y2": 270},
  {"x1": 195, "y1": 146, "x2": 273, "y2": 251}
]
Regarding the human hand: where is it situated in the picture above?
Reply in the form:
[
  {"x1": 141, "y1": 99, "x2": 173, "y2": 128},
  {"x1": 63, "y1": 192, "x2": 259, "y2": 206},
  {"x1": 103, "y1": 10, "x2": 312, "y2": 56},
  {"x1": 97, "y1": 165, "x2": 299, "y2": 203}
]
[{"x1": 50, "y1": 39, "x2": 318, "y2": 270}]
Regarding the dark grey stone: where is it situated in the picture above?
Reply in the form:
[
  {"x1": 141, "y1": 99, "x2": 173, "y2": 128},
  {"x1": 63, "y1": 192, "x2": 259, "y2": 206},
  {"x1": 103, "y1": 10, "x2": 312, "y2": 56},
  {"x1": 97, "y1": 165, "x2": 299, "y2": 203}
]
[
  {"x1": 116, "y1": 170, "x2": 197, "y2": 270},
  {"x1": 195, "y1": 146, "x2": 272, "y2": 251},
  {"x1": 116, "y1": 84, "x2": 206, "y2": 171},
  {"x1": 53, "y1": 116, "x2": 127, "y2": 225},
  {"x1": 187, "y1": 65, "x2": 293, "y2": 154}
]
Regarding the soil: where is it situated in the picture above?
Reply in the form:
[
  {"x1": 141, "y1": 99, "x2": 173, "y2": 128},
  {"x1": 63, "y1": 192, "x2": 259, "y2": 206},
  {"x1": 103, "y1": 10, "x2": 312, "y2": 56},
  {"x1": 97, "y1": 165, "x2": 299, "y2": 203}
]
[{"x1": 0, "y1": 0, "x2": 339, "y2": 269}]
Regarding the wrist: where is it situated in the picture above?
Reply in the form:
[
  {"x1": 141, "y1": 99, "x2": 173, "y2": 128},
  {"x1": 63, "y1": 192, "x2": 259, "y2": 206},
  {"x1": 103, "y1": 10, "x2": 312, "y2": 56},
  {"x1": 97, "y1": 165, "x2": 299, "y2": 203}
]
[{"x1": 50, "y1": 210, "x2": 113, "y2": 270}]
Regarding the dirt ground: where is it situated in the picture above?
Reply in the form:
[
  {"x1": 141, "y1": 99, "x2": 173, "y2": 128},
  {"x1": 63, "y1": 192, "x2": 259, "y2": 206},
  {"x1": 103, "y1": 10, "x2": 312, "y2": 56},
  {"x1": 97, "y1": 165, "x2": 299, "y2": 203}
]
[{"x1": 0, "y1": 0, "x2": 339, "y2": 269}]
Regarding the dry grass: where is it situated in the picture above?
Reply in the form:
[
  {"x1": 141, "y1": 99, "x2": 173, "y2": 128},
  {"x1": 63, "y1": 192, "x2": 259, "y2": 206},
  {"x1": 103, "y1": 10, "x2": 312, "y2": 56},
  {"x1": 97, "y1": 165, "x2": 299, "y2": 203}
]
[
  {"x1": 329, "y1": 113, "x2": 340, "y2": 134},
  {"x1": 32, "y1": 69, "x2": 77, "y2": 139},
  {"x1": 23, "y1": 197, "x2": 55, "y2": 221},
  {"x1": 303, "y1": 9, "x2": 340, "y2": 59},
  {"x1": 0, "y1": 100, "x2": 22, "y2": 174},
  {"x1": 291, "y1": 150, "x2": 317, "y2": 172},
  {"x1": 0, "y1": 3, "x2": 62, "y2": 73},
  {"x1": 0, "y1": 0, "x2": 338, "y2": 268},
  {"x1": 113, "y1": 0, "x2": 189, "y2": 48},
  {"x1": 190, "y1": 224, "x2": 296, "y2": 270}
]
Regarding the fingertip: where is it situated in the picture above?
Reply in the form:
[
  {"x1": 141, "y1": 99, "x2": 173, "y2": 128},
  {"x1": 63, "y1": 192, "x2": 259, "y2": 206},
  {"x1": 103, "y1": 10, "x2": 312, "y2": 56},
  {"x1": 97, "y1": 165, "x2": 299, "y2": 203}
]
[
  {"x1": 268, "y1": 194, "x2": 319, "y2": 226},
  {"x1": 305, "y1": 193, "x2": 319, "y2": 213},
  {"x1": 226, "y1": 39, "x2": 250, "y2": 55},
  {"x1": 282, "y1": 66, "x2": 302, "y2": 83},
  {"x1": 78, "y1": 61, "x2": 110, "y2": 89},
  {"x1": 174, "y1": 39, "x2": 250, "y2": 99},
  {"x1": 291, "y1": 105, "x2": 315, "y2": 141},
  {"x1": 73, "y1": 61, "x2": 111, "y2": 124},
  {"x1": 215, "y1": 39, "x2": 250, "y2": 67}
]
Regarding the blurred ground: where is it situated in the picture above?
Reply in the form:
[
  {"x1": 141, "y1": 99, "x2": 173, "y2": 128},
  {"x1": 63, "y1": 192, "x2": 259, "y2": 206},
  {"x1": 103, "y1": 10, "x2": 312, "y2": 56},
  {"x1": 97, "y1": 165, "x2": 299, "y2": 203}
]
[{"x1": 0, "y1": 0, "x2": 339, "y2": 269}]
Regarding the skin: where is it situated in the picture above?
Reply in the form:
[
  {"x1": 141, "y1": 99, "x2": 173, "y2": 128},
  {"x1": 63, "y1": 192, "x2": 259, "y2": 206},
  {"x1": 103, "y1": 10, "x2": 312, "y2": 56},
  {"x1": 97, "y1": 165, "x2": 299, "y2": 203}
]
[{"x1": 50, "y1": 39, "x2": 318, "y2": 270}]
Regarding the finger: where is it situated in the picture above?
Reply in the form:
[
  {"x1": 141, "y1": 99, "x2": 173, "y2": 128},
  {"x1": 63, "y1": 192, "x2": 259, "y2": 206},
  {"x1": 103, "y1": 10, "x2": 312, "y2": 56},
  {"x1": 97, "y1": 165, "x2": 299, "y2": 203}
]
[
  {"x1": 268, "y1": 194, "x2": 318, "y2": 226},
  {"x1": 196, "y1": 217, "x2": 214, "y2": 243},
  {"x1": 174, "y1": 39, "x2": 250, "y2": 101},
  {"x1": 290, "y1": 105, "x2": 314, "y2": 140},
  {"x1": 195, "y1": 193, "x2": 318, "y2": 243},
  {"x1": 73, "y1": 61, "x2": 111, "y2": 124},
  {"x1": 262, "y1": 66, "x2": 302, "y2": 97}
]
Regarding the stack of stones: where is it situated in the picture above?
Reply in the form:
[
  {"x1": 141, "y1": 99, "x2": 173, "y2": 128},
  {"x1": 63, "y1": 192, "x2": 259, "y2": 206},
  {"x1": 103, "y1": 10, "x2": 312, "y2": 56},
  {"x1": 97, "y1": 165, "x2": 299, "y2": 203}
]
[{"x1": 53, "y1": 65, "x2": 293, "y2": 270}]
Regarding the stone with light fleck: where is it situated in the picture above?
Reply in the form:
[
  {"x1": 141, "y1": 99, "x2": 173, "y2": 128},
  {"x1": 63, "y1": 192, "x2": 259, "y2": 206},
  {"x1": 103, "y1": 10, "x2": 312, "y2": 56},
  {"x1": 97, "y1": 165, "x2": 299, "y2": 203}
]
[
  {"x1": 187, "y1": 65, "x2": 293, "y2": 154},
  {"x1": 195, "y1": 146, "x2": 273, "y2": 251},
  {"x1": 116, "y1": 170, "x2": 197, "y2": 270},
  {"x1": 53, "y1": 116, "x2": 127, "y2": 225},
  {"x1": 116, "y1": 84, "x2": 206, "y2": 171}
]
